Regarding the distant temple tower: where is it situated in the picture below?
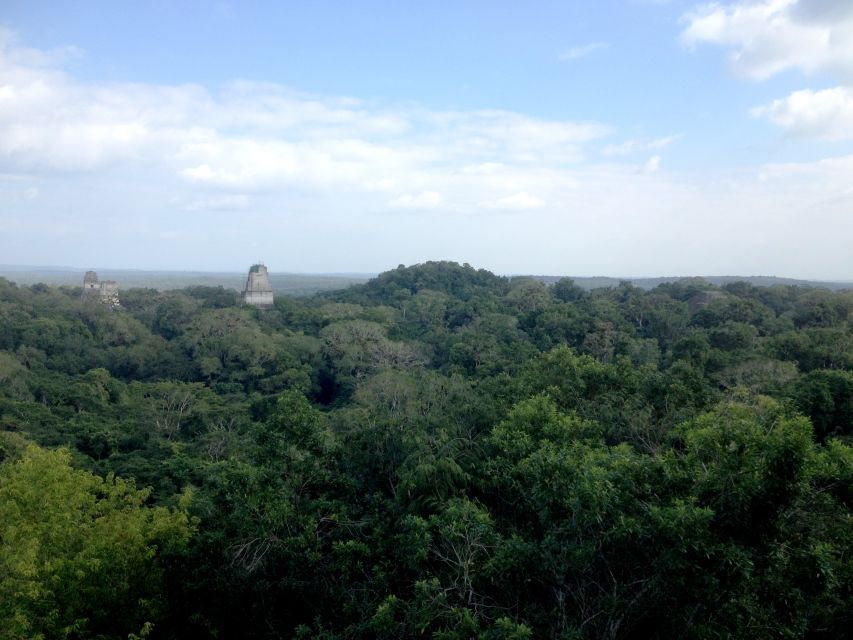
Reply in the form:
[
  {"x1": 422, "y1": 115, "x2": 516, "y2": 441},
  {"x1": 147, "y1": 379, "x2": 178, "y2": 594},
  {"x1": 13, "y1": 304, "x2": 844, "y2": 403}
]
[
  {"x1": 242, "y1": 263, "x2": 274, "y2": 308},
  {"x1": 81, "y1": 271, "x2": 120, "y2": 308}
]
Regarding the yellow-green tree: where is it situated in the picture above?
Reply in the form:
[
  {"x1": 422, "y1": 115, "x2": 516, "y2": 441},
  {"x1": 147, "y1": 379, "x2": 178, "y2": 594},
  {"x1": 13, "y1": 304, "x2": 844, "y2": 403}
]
[{"x1": 0, "y1": 440, "x2": 193, "y2": 640}]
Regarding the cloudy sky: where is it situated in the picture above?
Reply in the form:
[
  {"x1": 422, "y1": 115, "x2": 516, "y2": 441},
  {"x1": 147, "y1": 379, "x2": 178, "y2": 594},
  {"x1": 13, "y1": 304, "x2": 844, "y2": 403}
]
[{"x1": 1, "y1": 0, "x2": 852, "y2": 277}]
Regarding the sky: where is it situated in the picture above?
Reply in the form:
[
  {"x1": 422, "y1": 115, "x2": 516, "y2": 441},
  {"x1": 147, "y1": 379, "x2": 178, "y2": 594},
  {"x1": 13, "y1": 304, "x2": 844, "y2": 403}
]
[{"x1": 0, "y1": 0, "x2": 852, "y2": 278}]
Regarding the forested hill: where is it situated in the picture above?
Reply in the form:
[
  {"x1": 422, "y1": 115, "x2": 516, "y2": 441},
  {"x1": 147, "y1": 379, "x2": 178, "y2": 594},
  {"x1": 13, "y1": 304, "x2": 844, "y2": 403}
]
[
  {"x1": 1, "y1": 261, "x2": 851, "y2": 639},
  {"x1": 532, "y1": 274, "x2": 853, "y2": 292}
]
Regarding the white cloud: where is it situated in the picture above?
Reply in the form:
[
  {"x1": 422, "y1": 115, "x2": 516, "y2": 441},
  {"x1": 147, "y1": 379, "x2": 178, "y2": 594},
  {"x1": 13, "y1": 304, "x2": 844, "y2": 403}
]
[
  {"x1": 642, "y1": 155, "x2": 662, "y2": 173},
  {"x1": 0, "y1": 30, "x2": 612, "y2": 211},
  {"x1": 460, "y1": 162, "x2": 505, "y2": 175},
  {"x1": 486, "y1": 192, "x2": 546, "y2": 210},
  {"x1": 0, "y1": 26, "x2": 83, "y2": 68},
  {"x1": 390, "y1": 191, "x2": 445, "y2": 209},
  {"x1": 559, "y1": 42, "x2": 609, "y2": 61},
  {"x1": 789, "y1": 0, "x2": 853, "y2": 25},
  {"x1": 602, "y1": 135, "x2": 679, "y2": 157},
  {"x1": 2, "y1": 27, "x2": 853, "y2": 278},
  {"x1": 682, "y1": 1, "x2": 853, "y2": 139},
  {"x1": 427, "y1": 109, "x2": 610, "y2": 164},
  {"x1": 680, "y1": 0, "x2": 853, "y2": 80},
  {"x1": 184, "y1": 194, "x2": 250, "y2": 211},
  {"x1": 751, "y1": 86, "x2": 853, "y2": 139},
  {"x1": 755, "y1": 153, "x2": 853, "y2": 184}
]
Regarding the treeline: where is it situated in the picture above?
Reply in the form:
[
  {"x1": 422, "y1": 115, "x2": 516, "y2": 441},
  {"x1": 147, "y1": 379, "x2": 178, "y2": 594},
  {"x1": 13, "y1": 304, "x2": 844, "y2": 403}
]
[{"x1": 0, "y1": 262, "x2": 850, "y2": 639}]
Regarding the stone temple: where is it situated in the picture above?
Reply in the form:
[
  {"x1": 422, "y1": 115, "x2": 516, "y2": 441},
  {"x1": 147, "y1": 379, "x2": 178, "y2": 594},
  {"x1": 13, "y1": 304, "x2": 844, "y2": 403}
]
[
  {"x1": 242, "y1": 264, "x2": 274, "y2": 308},
  {"x1": 81, "y1": 271, "x2": 120, "y2": 308}
]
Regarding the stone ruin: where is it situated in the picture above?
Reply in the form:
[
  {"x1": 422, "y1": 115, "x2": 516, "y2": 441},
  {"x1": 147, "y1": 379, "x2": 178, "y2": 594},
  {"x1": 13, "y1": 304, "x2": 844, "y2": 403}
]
[
  {"x1": 81, "y1": 271, "x2": 120, "y2": 308},
  {"x1": 242, "y1": 263, "x2": 274, "y2": 308}
]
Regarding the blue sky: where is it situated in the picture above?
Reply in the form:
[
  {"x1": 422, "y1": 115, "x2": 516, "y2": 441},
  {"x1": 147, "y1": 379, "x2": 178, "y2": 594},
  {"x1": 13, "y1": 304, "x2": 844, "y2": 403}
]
[{"x1": 1, "y1": 0, "x2": 852, "y2": 277}]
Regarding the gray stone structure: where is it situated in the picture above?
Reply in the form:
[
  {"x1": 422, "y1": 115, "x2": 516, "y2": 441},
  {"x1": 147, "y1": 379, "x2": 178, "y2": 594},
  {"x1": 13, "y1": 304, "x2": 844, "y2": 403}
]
[
  {"x1": 242, "y1": 263, "x2": 274, "y2": 308},
  {"x1": 81, "y1": 271, "x2": 120, "y2": 308}
]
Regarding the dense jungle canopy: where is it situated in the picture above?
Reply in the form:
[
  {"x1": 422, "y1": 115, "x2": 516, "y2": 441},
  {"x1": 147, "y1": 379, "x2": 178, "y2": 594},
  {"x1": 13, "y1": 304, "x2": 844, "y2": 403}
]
[{"x1": 0, "y1": 262, "x2": 850, "y2": 639}]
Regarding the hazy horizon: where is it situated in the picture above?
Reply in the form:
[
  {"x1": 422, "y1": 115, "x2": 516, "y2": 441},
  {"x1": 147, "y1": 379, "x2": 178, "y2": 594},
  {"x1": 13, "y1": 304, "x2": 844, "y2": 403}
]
[
  {"x1": 2, "y1": 1, "x2": 852, "y2": 278},
  {"x1": 3, "y1": 262, "x2": 853, "y2": 287}
]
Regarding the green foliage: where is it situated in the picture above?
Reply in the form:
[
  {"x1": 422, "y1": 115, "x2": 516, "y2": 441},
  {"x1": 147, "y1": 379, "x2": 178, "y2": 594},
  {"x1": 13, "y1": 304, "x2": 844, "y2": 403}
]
[
  {"x1": 352, "y1": 261, "x2": 510, "y2": 304},
  {"x1": 0, "y1": 442, "x2": 193, "y2": 640},
  {"x1": 790, "y1": 369, "x2": 853, "y2": 441},
  {"x1": 0, "y1": 265, "x2": 850, "y2": 638}
]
